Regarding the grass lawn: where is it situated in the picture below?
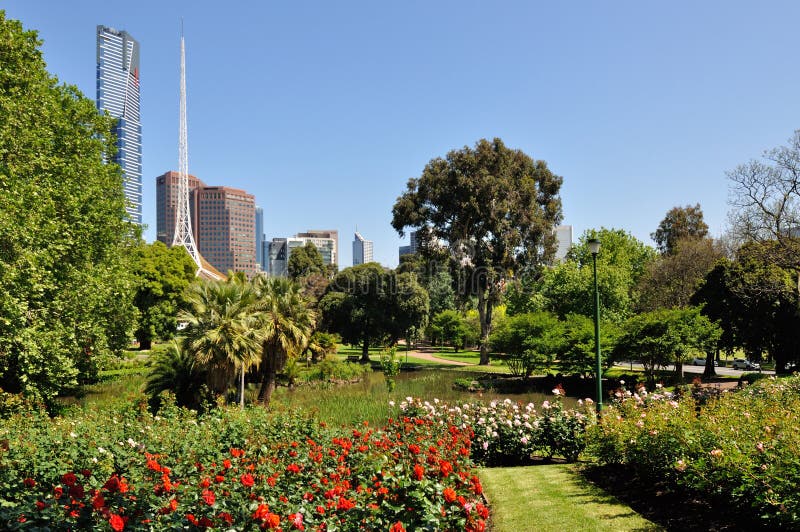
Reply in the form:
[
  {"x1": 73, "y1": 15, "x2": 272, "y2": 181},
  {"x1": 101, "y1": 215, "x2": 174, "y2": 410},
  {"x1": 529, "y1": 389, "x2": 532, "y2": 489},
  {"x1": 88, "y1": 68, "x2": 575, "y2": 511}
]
[{"x1": 480, "y1": 464, "x2": 662, "y2": 532}]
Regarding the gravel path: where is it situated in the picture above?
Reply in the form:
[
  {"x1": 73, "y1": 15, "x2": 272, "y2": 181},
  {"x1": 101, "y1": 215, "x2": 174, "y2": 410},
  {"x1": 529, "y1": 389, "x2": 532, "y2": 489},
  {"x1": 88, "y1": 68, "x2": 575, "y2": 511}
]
[{"x1": 401, "y1": 348, "x2": 473, "y2": 366}]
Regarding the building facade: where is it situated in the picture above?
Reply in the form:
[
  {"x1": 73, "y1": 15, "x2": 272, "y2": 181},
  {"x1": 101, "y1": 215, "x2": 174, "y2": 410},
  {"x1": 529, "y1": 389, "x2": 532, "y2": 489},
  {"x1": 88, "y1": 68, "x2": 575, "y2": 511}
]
[
  {"x1": 155, "y1": 170, "x2": 205, "y2": 245},
  {"x1": 156, "y1": 172, "x2": 257, "y2": 276},
  {"x1": 196, "y1": 186, "x2": 256, "y2": 275},
  {"x1": 267, "y1": 234, "x2": 338, "y2": 277},
  {"x1": 554, "y1": 225, "x2": 573, "y2": 262},
  {"x1": 353, "y1": 232, "x2": 373, "y2": 265},
  {"x1": 255, "y1": 207, "x2": 265, "y2": 271},
  {"x1": 296, "y1": 230, "x2": 339, "y2": 267},
  {"x1": 96, "y1": 25, "x2": 142, "y2": 224}
]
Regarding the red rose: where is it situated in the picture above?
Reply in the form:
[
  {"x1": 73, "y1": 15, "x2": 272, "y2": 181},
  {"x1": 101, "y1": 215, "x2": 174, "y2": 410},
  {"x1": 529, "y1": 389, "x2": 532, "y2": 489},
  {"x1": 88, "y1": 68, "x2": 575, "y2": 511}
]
[
  {"x1": 223, "y1": 459, "x2": 232, "y2": 469},
  {"x1": 389, "y1": 522, "x2": 406, "y2": 532},
  {"x1": 69, "y1": 483, "x2": 84, "y2": 499},
  {"x1": 240, "y1": 473, "x2": 254, "y2": 487},
  {"x1": 109, "y1": 514, "x2": 125, "y2": 532},
  {"x1": 253, "y1": 504, "x2": 270, "y2": 520},
  {"x1": 62, "y1": 472, "x2": 77, "y2": 487},
  {"x1": 287, "y1": 463, "x2": 301, "y2": 474},
  {"x1": 23, "y1": 478, "x2": 36, "y2": 488},
  {"x1": 35, "y1": 501, "x2": 46, "y2": 510},
  {"x1": 199, "y1": 478, "x2": 211, "y2": 488},
  {"x1": 92, "y1": 492, "x2": 106, "y2": 510},
  {"x1": 443, "y1": 487, "x2": 457, "y2": 503},
  {"x1": 439, "y1": 461, "x2": 453, "y2": 477},
  {"x1": 53, "y1": 486, "x2": 63, "y2": 499},
  {"x1": 266, "y1": 513, "x2": 281, "y2": 529},
  {"x1": 413, "y1": 464, "x2": 425, "y2": 481},
  {"x1": 202, "y1": 489, "x2": 215, "y2": 506}
]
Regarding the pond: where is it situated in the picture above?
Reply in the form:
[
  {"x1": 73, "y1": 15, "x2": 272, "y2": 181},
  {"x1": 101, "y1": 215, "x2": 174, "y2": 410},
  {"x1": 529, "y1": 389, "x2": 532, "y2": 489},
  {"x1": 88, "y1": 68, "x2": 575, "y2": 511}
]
[{"x1": 270, "y1": 368, "x2": 578, "y2": 428}]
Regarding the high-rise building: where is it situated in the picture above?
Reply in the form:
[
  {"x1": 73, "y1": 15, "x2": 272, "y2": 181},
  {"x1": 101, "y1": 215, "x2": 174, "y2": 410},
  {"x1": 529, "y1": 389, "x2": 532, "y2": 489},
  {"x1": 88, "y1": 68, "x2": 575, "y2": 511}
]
[
  {"x1": 255, "y1": 207, "x2": 265, "y2": 271},
  {"x1": 156, "y1": 171, "x2": 205, "y2": 245},
  {"x1": 196, "y1": 186, "x2": 257, "y2": 275},
  {"x1": 353, "y1": 232, "x2": 373, "y2": 265},
  {"x1": 296, "y1": 230, "x2": 339, "y2": 266},
  {"x1": 554, "y1": 225, "x2": 573, "y2": 262},
  {"x1": 156, "y1": 172, "x2": 257, "y2": 276},
  {"x1": 96, "y1": 25, "x2": 142, "y2": 224},
  {"x1": 266, "y1": 233, "x2": 338, "y2": 277},
  {"x1": 399, "y1": 230, "x2": 419, "y2": 259}
]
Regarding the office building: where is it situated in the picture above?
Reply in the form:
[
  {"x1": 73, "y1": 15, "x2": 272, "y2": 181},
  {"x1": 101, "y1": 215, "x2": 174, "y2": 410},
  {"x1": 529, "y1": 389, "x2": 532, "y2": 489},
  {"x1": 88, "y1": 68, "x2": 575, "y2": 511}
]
[
  {"x1": 296, "y1": 230, "x2": 339, "y2": 267},
  {"x1": 398, "y1": 230, "x2": 419, "y2": 260},
  {"x1": 554, "y1": 225, "x2": 573, "y2": 262},
  {"x1": 266, "y1": 233, "x2": 338, "y2": 277},
  {"x1": 156, "y1": 171, "x2": 205, "y2": 245},
  {"x1": 255, "y1": 207, "x2": 265, "y2": 271},
  {"x1": 353, "y1": 232, "x2": 373, "y2": 265},
  {"x1": 96, "y1": 25, "x2": 142, "y2": 224},
  {"x1": 156, "y1": 172, "x2": 257, "y2": 276},
  {"x1": 399, "y1": 245, "x2": 412, "y2": 260},
  {"x1": 196, "y1": 186, "x2": 256, "y2": 275}
]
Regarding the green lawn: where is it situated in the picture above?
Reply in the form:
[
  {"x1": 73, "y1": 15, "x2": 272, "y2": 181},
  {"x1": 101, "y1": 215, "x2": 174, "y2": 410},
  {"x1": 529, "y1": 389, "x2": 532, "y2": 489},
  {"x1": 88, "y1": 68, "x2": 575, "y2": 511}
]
[{"x1": 480, "y1": 464, "x2": 662, "y2": 532}]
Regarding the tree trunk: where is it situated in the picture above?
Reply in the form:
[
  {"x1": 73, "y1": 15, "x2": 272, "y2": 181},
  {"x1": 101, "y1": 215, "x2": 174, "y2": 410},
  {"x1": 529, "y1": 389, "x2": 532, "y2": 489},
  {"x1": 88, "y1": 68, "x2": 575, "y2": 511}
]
[
  {"x1": 477, "y1": 284, "x2": 491, "y2": 365},
  {"x1": 703, "y1": 349, "x2": 717, "y2": 379},
  {"x1": 138, "y1": 335, "x2": 152, "y2": 351},
  {"x1": 257, "y1": 370, "x2": 277, "y2": 406}
]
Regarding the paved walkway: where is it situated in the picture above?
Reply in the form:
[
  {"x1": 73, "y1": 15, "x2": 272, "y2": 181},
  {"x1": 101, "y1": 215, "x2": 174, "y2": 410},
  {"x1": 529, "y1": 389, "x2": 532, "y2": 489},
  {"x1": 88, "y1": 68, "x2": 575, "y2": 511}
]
[{"x1": 401, "y1": 347, "x2": 474, "y2": 366}]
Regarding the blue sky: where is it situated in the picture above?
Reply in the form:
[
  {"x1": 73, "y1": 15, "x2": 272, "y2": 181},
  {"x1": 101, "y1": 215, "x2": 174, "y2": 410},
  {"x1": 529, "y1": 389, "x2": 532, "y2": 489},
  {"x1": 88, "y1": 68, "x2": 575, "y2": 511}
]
[{"x1": 5, "y1": 1, "x2": 800, "y2": 267}]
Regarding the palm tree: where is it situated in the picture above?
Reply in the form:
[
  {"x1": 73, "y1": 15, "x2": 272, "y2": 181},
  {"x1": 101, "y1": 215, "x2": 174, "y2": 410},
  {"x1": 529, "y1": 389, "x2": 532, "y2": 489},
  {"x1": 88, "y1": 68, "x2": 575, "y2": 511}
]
[
  {"x1": 253, "y1": 276, "x2": 316, "y2": 406},
  {"x1": 145, "y1": 340, "x2": 207, "y2": 410},
  {"x1": 180, "y1": 280, "x2": 262, "y2": 398}
]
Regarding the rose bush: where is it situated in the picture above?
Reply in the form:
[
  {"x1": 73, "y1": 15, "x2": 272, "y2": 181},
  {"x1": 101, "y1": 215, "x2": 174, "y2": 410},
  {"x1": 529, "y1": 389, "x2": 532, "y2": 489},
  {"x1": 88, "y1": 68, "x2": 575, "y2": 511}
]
[
  {"x1": 587, "y1": 375, "x2": 800, "y2": 528},
  {"x1": 0, "y1": 394, "x2": 487, "y2": 530}
]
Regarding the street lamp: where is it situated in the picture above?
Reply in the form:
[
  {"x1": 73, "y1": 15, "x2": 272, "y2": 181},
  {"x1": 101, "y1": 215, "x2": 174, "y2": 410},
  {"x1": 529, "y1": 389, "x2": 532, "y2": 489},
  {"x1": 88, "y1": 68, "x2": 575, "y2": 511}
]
[{"x1": 588, "y1": 238, "x2": 602, "y2": 413}]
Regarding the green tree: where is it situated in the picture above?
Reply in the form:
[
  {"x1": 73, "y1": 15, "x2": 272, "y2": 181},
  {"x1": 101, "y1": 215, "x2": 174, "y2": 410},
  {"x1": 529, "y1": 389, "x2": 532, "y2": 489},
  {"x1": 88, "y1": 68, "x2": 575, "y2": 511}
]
[
  {"x1": 637, "y1": 237, "x2": 725, "y2": 312},
  {"x1": 651, "y1": 204, "x2": 709, "y2": 255},
  {"x1": 145, "y1": 341, "x2": 209, "y2": 411},
  {"x1": 392, "y1": 138, "x2": 563, "y2": 364},
  {"x1": 426, "y1": 269, "x2": 456, "y2": 317},
  {"x1": 693, "y1": 242, "x2": 800, "y2": 372},
  {"x1": 556, "y1": 313, "x2": 618, "y2": 377},
  {"x1": 429, "y1": 310, "x2": 470, "y2": 351},
  {"x1": 319, "y1": 264, "x2": 428, "y2": 362},
  {"x1": 490, "y1": 311, "x2": 561, "y2": 378},
  {"x1": 615, "y1": 307, "x2": 720, "y2": 384},
  {"x1": 253, "y1": 277, "x2": 316, "y2": 406},
  {"x1": 0, "y1": 13, "x2": 138, "y2": 401},
  {"x1": 180, "y1": 280, "x2": 262, "y2": 396},
  {"x1": 131, "y1": 241, "x2": 198, "y2": 350},
  {"x1": 539, "y1": 228, "x2": 657, "y2": 321},
  {"x1": 288, "y1": 242, "x2": 325, "y2": 281}
]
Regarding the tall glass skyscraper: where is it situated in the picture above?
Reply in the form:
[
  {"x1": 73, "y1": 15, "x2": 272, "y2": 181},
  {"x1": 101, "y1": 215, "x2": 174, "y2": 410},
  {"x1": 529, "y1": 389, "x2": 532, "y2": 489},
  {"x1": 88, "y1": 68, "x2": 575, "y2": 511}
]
[{"x1": 96, "y1": 25, "x2": 142, "y2": 224}]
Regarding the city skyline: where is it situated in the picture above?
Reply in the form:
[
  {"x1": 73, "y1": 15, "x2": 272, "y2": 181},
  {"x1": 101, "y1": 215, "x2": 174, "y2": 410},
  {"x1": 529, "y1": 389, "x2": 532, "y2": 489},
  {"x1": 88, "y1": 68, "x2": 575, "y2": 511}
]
[{"x1": 6, "y1": 1, "x2": 800, "y2": 267}]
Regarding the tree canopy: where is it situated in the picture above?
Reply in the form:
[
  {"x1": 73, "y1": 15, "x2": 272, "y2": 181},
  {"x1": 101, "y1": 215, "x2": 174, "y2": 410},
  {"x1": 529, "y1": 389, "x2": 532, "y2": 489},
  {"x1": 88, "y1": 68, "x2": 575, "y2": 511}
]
[
  {"x1": 391, "y1": 138, "x2": 563, "y2": 364},
  {"x1": 131, "y1": 241, "x2": 198, "y2": 350},
  {"x1": 319, "y1": 264, "x2": 428, "y2": 361},
  {"x1": 651, "y1": 204, "x2": 709, "y2": 255},
  {"x1": 287, "y1": 242, "x2": 325, "y2": 281},
  {"x1": 0, "y1": 13, "x2": 137, "y2": 401}
]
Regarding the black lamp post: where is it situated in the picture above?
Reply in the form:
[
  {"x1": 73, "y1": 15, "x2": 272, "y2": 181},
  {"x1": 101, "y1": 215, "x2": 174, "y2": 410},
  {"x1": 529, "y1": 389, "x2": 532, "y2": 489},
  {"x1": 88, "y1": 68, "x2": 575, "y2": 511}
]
[{"x1": 588, "y1": 238, "x2": 602, "y2": 412}]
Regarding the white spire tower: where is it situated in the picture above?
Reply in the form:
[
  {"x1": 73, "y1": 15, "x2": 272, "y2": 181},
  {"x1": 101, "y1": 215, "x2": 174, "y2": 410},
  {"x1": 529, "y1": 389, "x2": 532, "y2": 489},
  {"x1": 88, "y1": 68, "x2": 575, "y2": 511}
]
[{"x1": 171, "y1": 26, "x2": 220, "y2": 279}]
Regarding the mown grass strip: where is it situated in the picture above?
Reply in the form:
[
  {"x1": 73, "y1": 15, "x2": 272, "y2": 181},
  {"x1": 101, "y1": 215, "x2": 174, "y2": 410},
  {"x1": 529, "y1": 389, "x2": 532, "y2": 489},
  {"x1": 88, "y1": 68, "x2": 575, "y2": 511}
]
[{"x1": 480, "y1": 464, "x2": 662, "y2": 532}]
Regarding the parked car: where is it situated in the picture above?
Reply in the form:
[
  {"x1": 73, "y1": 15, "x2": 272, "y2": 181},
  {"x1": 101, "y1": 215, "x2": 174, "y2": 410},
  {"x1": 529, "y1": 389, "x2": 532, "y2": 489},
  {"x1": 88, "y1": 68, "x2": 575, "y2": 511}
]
[
  {"x1": 691, "y1": 357, "x2": 718, "y2": 366},
  {"x1": 732, "y1": 359, "x2": 761, "y2": 370}
]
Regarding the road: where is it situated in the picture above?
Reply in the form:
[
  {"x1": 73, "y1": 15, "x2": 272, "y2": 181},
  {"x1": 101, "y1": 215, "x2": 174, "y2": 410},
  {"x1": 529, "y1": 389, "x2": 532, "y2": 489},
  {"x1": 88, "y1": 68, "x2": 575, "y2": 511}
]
[{"x1": 615, "y1": 361, "x2": 774, "y2": 377}]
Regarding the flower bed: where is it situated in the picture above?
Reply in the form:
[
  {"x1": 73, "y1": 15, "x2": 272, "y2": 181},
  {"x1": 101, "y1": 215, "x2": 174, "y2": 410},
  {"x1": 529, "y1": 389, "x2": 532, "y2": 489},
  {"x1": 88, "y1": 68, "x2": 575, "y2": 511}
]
[
  {"x1": 588, "y1": 375, "x2": 800, "y2": 528},
  {"x1": 0, "y1": 397, "x2": 487, "y2": 531},
  {"x1": 394, "y1": 389, "x2": 596, "y2": 466}
]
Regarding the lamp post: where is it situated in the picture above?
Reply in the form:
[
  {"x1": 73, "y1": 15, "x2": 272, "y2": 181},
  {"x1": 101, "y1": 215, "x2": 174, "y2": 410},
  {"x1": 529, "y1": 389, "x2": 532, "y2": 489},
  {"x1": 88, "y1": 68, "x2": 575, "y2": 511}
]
[{"x1": 587, "y1": 238, "x2": 602, "y2": 413}]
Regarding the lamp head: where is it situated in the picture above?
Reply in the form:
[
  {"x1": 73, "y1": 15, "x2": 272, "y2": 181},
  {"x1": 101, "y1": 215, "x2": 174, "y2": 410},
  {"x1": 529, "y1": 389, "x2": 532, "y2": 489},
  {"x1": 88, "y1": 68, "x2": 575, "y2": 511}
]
[{"x1": 587, "y1": 238, "x2": 601, "y2": 255}]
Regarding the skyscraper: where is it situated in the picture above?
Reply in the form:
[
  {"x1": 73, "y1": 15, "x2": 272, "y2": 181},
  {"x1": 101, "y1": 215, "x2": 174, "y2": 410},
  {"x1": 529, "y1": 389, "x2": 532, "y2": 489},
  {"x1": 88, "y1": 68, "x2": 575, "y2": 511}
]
[
  {"x1": 196, "y1": 186, "x2": 257, "y2": 276},
  {"x1": 554, "y1": 225, "x2": 573, "y2": 262},
  {"x1": 353, "y1": 232, "x2": 373, "y2": 265},
  {"x1": 255, "y1": 207, "x2": 265, "y2": 271},
  {"x1": 96, "y1": 25, "x2": 142, "y2": 224},
  {"x1": 155, "y1": 170, "x2": 205, "y2": 245}
]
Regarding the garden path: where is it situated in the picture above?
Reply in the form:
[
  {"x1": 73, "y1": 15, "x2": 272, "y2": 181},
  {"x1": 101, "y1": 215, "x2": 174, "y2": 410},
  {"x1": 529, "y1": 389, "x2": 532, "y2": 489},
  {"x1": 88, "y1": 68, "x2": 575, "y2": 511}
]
[{"x1": 403, "y1": 347, "x2": 473, "y2": 366}]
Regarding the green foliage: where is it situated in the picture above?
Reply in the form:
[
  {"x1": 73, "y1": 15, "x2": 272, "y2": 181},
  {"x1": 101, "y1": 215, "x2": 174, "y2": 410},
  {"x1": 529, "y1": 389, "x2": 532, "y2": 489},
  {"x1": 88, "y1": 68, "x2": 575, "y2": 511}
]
[
  {"x1": 651, "y1": 203, "x2": 709, "y2": 255},
  {"x1": 392, "y1": 138, "x2": 563, "y2": 364},
  {"x1": 429, "y1": 310, "x2": 470, "y2": 351},
  {"x1": 319, "y1": 264, "x2": 428, "y2": 361},
  {"x1": 426, "y1": 269, "x2": 456, "y2": 316},
  {"x1": 490, "y1": 312, "x2": 561, "y2": 378},
  {"x1": 614, "y1": 307, "x2": 721, "y2": 383},
  {"x1": 588, "y1": 375, "x2": 800, "y2": 528},
  {"x1": 380, "y1": 347, "x2": 401, "y2": 392},
  {"x1": 130, "y1": 241, "x2": 198, "y2": 350},
  {"x1": 287, "y1": 242, "x2": 325, "y2": 280},
  {"x1": 556, "y1": 314, "x2": 618, "y2": 376},
  {"x1": 145, "y1": 341, "x2": 210, "y2": 412},
  {"x1": 305, "y1": 359, "x2": 370, "y2": 383},
  {"x1": 538, "y1": 228, "x2": 657, "y2": 322},
  {"x1": 693, "y1": 241, "x2": 800, "y2": 371},
  {"x1": 0, "y1": 13, "x2": 138, "y2": 402}
]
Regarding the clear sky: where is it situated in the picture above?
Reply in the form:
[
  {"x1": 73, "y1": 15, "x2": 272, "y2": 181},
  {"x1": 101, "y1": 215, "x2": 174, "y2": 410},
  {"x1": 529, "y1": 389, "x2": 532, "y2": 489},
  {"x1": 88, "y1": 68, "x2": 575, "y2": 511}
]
[{"x1": 5, "y1": 1, "x2": 800, "y2": 267}]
